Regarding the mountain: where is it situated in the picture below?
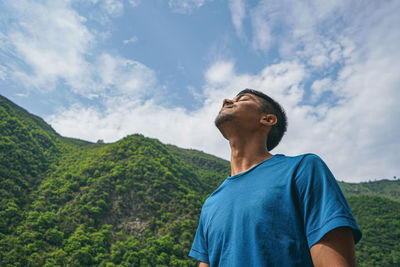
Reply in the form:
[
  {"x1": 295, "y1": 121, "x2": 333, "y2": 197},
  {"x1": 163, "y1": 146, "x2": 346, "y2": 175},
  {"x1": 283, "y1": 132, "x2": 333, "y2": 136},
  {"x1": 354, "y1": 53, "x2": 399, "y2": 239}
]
[
  {"x1": 340, "y1": 180, "x2": 400, "y2": 201},
  {"x1": 346, "y1": 195, "x2": 400, "y2": 266},
  {"x1": 0, "y1": 94, "x2": 399, "y2": 266},
  {"x1": 0, "y1": 95, "x2": 60, "y2": 234}
]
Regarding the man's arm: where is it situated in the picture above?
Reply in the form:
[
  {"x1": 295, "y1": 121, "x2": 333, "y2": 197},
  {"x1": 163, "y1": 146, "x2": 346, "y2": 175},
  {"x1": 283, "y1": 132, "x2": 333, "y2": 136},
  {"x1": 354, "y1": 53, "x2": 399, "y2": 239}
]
[
  {"x1": 199, "y1": 262, "x2": 209, "y2": 267},
  {"x1": 310, "y1": 227, "x2": 357, "y2": 267}
]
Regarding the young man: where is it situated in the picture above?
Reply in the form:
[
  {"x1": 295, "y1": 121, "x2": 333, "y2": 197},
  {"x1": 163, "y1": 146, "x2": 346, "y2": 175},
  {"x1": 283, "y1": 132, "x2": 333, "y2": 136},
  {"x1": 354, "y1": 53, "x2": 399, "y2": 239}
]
[{"x1": 189, "y1": 89, "x2": 362, "y2": 266}]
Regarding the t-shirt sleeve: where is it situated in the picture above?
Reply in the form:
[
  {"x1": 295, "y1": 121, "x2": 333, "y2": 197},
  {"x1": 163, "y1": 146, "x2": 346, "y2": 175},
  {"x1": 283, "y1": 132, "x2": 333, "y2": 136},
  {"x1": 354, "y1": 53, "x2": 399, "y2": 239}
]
[
  {"x1": 294, "y1": 154, "x2": 362, "y2": 248},
  {"x1": 189, "y1": 210, "x2": 209, "y2": 263}
]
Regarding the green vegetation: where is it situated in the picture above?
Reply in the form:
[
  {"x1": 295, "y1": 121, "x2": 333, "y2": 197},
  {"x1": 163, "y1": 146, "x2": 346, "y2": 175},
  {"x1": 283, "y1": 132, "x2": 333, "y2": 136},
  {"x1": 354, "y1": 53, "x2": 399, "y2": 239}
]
[
  {"x1": 340, "y1": 180, "x2": 400, "y2": 201},
  {"x1": 1, "y1": 94, "x2": 399, "y2": 266},
  {"x1": 347, "y1": 195, "x2": 400, "y2": 266}
]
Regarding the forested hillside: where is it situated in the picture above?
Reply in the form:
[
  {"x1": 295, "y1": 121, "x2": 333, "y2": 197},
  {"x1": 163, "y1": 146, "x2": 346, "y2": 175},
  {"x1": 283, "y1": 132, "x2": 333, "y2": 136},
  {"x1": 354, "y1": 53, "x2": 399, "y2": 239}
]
[
  {"x1": 0, "y1": 94, "x2": 399, "y2": 266},
  {"x1": 340, "y1": 180, "x2": 400, "y2": 201}
]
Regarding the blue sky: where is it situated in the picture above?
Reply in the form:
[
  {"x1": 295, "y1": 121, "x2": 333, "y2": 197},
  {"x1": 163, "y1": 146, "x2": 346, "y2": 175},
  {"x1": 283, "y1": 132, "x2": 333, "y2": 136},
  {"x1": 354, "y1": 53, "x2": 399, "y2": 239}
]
[{"x1": 1, "y1": 0, "x2": 399, "y2": 182}]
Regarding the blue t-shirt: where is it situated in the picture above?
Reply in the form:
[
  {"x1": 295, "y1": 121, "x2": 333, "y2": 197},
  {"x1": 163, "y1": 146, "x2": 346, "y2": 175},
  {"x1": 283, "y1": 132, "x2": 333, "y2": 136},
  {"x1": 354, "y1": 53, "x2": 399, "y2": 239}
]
[{"x1": 189, "y1": 154, "x2": 362, "y2": 266}]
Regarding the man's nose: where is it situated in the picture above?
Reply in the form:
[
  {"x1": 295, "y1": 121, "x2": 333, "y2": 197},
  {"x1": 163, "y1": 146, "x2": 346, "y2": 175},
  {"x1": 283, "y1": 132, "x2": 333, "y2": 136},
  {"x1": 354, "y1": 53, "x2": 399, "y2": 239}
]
[{"x1": 223, "y1": 98, "x2": 234, "y2": 107}]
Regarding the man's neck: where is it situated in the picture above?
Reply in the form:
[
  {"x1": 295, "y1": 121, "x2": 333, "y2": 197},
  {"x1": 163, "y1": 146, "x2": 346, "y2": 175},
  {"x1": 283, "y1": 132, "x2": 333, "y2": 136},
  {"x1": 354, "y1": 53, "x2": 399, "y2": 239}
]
[{"x1": 229, "y1": 135, "x2": 273, "y2": 177}]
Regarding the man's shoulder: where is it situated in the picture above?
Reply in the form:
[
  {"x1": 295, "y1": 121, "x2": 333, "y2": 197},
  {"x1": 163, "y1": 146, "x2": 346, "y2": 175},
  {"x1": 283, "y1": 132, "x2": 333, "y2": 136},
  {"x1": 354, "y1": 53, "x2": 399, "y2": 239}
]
[
  {"x1": 296, "y1": 153, "x2": 327, "y2": 167},
  {"x1": 274, "y1": 153, "x2": 329, "y2": 175},
  {"x1": 276, "y1": 153, "x2": 323, "y2": 165},
  {"x1": 282, "y1": 152, "x2": 320, "y2": 159}
]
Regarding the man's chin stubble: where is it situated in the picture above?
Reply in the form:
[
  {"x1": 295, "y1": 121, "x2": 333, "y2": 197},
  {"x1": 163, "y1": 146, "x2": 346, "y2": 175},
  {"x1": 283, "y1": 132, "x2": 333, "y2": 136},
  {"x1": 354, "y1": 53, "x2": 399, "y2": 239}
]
[{"x1": 214, "y1": 112, "x2": 235, "y2": 128}]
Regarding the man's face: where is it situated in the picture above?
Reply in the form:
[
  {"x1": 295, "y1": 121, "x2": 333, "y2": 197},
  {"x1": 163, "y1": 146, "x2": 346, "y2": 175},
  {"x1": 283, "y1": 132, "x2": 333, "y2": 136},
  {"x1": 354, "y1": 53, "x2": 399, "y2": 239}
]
[{"x1": 214, "y1": 93, "x2": 264, "y2": 129}]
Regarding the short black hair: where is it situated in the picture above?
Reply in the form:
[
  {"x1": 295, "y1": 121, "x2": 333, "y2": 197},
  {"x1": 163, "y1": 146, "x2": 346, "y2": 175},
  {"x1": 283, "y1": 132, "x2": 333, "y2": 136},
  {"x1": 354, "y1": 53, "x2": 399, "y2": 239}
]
[{"x1": 237, "y1": 88, "x2": 287, "y2": 151}]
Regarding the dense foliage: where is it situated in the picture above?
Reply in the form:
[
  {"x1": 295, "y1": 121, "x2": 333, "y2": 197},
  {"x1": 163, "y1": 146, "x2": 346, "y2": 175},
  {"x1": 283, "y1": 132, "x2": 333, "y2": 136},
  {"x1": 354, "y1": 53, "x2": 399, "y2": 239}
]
[
  {"x1": 347, "y1": 195, "x2": 400, "y2": 266},
  {"x1": 340, "y1": 179, "x2": 400, "y2": 201},
  {"x1": 0, "y1": 94, "x2": 399, "y2": 266}
]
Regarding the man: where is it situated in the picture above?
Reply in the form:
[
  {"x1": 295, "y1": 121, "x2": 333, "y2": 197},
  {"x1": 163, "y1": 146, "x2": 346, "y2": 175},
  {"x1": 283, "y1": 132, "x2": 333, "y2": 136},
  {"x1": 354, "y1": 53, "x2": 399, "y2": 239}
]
[{"x1": 189, "y1": 89, "x2": 362, "y2": 266}]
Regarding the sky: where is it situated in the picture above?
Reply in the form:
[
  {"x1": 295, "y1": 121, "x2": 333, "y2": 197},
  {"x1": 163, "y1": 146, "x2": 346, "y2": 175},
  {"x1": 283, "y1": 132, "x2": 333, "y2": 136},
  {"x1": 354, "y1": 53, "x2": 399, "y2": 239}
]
[{"x1": 0, "y1": 0, "x2": 399, "y2": 182}]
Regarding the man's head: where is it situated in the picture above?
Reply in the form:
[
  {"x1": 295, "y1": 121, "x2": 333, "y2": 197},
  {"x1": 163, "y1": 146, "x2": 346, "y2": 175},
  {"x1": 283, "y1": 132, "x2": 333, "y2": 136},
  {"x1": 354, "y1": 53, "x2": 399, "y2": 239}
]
[{"x1": 214, "y1": 88, "x2": 287, "y2": 151}]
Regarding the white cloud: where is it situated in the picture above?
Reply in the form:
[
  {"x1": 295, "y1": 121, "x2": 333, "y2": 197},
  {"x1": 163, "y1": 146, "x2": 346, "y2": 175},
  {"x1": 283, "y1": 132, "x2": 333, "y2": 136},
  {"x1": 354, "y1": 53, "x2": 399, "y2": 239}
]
[
  {"x1": 168, "y1": 0, "x2": 207, "y2": 14},
  {"x1": 229, "y1": 0, "x2": 246, "y2": 39},
  {"x1": 310, "y1": 78, "x2": 331, "y2": 103},
  {"x1": 95, "y1": 53, "x2": 157, "y2": 96},
  {"x1": 103, "y1": 0, "x2": 124, "y2": 17},
  {"x1": 127, "y1": 0, "x2": 141, "y2": 8},
  {"x1": 250, "y1": 2, "x2": 272, "y2": 53},
  {"x1": 0, "y1": 65, "x2": 6, "y2": 80},
  {"x1": 238, "y1": 0, "x2": 360, "y2": 67},
  {"x1": 15, "y1": 93, "x2": 28, "y2": 97},
  {"x1": 7, "y1": 0, "x2": 94, "y2": 93},
  {"x1": 205, "y1": 61, "x2": 235, "y2": 85},
  {"x1": 3, "y1": 0, "x2": 156, "y2": 99},
  {"x1": 123, "y1": 36, "x2": 138, "y2": 44},
  {"x1": 87, "y1": 0, "x2": 125, "y2": 24}
]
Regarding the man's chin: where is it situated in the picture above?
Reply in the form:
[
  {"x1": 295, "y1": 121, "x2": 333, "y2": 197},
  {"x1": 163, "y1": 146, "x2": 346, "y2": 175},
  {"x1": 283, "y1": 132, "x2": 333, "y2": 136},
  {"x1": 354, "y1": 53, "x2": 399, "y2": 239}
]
[{"x1": 214, "y1": 113, "x2": 234, "y2": 128}]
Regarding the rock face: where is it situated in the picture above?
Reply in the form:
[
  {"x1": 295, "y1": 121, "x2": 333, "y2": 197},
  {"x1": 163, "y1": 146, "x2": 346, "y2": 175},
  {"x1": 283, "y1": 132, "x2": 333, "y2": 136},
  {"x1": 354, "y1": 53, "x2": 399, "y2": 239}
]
[{"x1": 118, "y1": 218, "x2": 149, "y2": 236}]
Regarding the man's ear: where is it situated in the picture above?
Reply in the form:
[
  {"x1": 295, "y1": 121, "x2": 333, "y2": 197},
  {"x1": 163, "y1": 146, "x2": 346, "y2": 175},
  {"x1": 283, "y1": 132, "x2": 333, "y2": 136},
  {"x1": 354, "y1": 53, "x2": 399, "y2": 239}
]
[{"x1": 260, "y1": 114, "x2": 277, "y2": 127}]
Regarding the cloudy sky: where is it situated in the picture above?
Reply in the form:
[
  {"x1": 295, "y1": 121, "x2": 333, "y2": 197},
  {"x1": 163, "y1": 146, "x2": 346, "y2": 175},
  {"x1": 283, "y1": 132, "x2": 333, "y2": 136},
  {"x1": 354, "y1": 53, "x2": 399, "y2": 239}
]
[{"x1": 1, "y1": 0, "x2": 399, "y2": 182}]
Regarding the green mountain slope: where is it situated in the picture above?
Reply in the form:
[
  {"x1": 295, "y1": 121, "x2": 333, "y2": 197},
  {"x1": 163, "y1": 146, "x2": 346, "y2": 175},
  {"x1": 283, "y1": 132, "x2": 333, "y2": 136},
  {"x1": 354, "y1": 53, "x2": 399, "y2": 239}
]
[
  {"x1": 340, "y1": 180, "x2": 400, "y2": 201},
  {"x1": 165, "y1": 144, "x2": 229, "y2": 191},
  {"x1": 348, "y1": 195, "x2": 400, "y2": 266},
  {"x1": 0, "y1": 95, "x2": 61, "y2": 235},
  {"x1": 1, "y1": 94, "x2": 399, "y2": 266}
]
